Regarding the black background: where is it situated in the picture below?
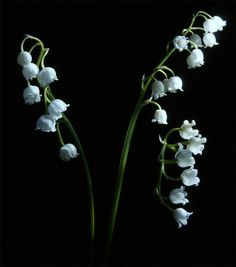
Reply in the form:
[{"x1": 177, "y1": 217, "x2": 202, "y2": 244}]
[{"x1": 1, "y1": 1, "x2": 236, "y2": 267}]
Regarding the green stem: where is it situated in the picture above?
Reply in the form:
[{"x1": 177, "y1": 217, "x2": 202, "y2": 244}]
[
  {"x1": 104, "y1": 43, "x2": 176, "y2": 266},
  {"x1": 33, "y1": 37, "x2": 95, "y2": 265},
  {"x1": 62, "y1": 113, "x2": 95, "y2": 264}
]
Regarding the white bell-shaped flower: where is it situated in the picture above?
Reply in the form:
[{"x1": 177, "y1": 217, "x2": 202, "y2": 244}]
[
  {"x1": 35, "y1": 114, "x2": 56, "y2": 132},
  {"x1": 167, "y1": 76, "x2": 183, "y2": 93},
  {"x1": 187, "y1": 134, "x2": 207, "y2": 155},
  {"x1": 181, "y1": 167, "x2": 200, "y2": 186},
  {"x1": 203, "y1": 18, "x2": 218, "y2": 33},
  {"x1": 173, "y1": 36, "x2": 189, "y2": 52},
  {"x1": 203, "y1": 33, "x2": 218, "y2": 48},
  {"x1": 152, "y1": 109, "x2": 167, "y2": 124},
  {"x1": 179, "y1": 120, "x2": 199, "y2": 140},
  {"x1": 175, "y1": 143, "x2": 195, "y2": 168},
  {"x1": 190, "y1": 34, "x2": 203, "y2": 47},
  {"x1": 17, "y1": 51, "x2": 32, "y2": 67},
  {"x1": 22, "y1": 63, "x2": 39, "y2": 80},
  {"x1": 162, "y1": 78, "x2": 169, "y2": 93},
  {"x1": 23, "y1": 85, "x2": 41, "y2": 105},
  {"x1": 151, "y1": 80, "x2": 166, "y2": 99},
  {"x1": 187, "y1": 49, "x2": 204, "y2": 69},
  {"x1": 173, "y1": 208, "x2": 193, "y2": 229},
  {"x1": 37, "y1": 67, "x2": 58, "y2": 87},
  {"x1": 212, "y1": 16, "x2": 226, "y2": 31},
  {"x1": 48, "y1": 99, "x2": 70, "y2": 120},
  {"x1": 169, "y1": 186, "x2": 189, "y2": 205},
  {"x1": 59, "y1": 143, "x2": 79, "y2": 161}
]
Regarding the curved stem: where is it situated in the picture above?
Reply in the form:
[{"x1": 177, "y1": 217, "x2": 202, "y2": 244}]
[
  {"x1": 104, "y1": 43, "x2": 177, "y2": 266},
  {"x1": 33, "y1": 37, "x2": 95, "y2": 265},
  {"x1": 62, "y1": 113, "x2": 95, "y2": 264}
]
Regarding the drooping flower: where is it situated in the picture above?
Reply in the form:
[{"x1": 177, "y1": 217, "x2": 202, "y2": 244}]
[
  {"x1": 203, "y1": 33, "x2": 218, "y2": 48},
  {"x1": 189, "y1": 34, "x2": 203, "y2": 47},
  {"x1": 175, "y1": 143, "x2": 195, "y2": 168},
  {"x1": 152, "y1": 109, "x2": 168, "y2": 124},
  {"x1": 167, "y1": 76, "x2": 183, "y2": 93},
  {"x1": 181, "y1": 167, "x2": 200, "y2": 186},
  {"x1": 17, "y1": 51, "x2": 32, "y2": 67},
  {"x1": 169, "y1": 186, "x2": 189, "y2": 205},
  {"x1": 162, "y1": 78, "x2": 169, "y2": 93},
  {"x1": 203, "y1": 18, "x2": 218, "y2": 33},
  {"x1": 187, "y1": 48, "x2": 204, "y2": 69},
  {"x1": 35, "y1": 114, "x2": 56, "y2": 132},
  {"x1": 22, "y1": 63, "x2": 39, "y2": 80},
  {"x1": 59, "y1": 143, "x2": 79, "y2": 161},
  {"x1": 37, "y1": 67, "x2": 58, "y2": 87},
  {"x1": 179, "y1": 120, "x2": 199, "y2": 140},
  {"x1": 187, "y1": 134, "x2": 207, "y2": 155},
  {"x1": 212, "y1": 16, "x2": 226, "y2": 31},
  {"x1": 151, "y1": 80, "x2": 166, "y2": 99},
  {"x1": 173, "y1": 208, "x2": 193, "y2": 229},
  {"x1": 48, "y1": 99, "x2": 70, "y2": 120},
  {"x1": 173, "y1": 36, "x2": 189, "y2": 52},
  {"x1": 23, "y1": 85, "x2": 41, "y2": 105}
]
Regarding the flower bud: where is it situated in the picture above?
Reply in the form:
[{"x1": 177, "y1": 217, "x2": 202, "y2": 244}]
[
  {"x1": 152, "y1": 109, "x2": 167, "y2": 124},
  {"x1": 186, "y1": 49, "x2": 204, "y2": 69},
  {"x1": 173, "y1": 208, "x2": 193, "y2": 229},
  {"x1": 23, "y1": 85, "x2": 41, "y2": 105},
  {"x1": 48, "y1": 99, "x2": 70, "y2": 120},
  {"x1": 17, "y1": 51, "x2": 32, "y2": 67},
  {"x1": 35, "y1": 114, "x2": 56, "y2": 132},
  {"x1": 59, "y1": 143, "x2": 79, "y2": 161},
  {"x1": 22, "y1": 63, "x2": 39, "y2": 80},
  {"x1": 37, "y1": 67, "x2": 58, "y2": 87}
]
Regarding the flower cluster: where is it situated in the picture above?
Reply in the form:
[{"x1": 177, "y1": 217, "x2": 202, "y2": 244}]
[
  {"x1": 173, "y1": 15, "x2": 226, "y2": 69},
  {"x1": 17, "y1": 35, "x2": 78, "y2": 161},
  {"x1": 157, "y1": 120, "x2": 206, "y2": 228}
]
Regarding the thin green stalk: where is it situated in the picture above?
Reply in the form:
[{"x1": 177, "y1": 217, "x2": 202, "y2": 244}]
[
  {"x1": 104, "y1": 46, "x2": 176, "y2": 265},
  {"x1": 30, "y1": 37, "x2": 95, "y2": 265},
  {"x1": 62, "y1": 113, "x2": 95, "y2": 264}
]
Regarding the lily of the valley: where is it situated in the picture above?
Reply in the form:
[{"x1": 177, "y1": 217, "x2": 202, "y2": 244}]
[
  {"x1": 173, "y1": 36, "x2": 189, "y2": 52},
  {"x1": 179, "y1": 120, "x2": 199, "y2": 140},
  {"x1": 203, "y1": 32, "x2": 218, "y2": 48},
  {"x1": 22, "y1": 63, "x2": 39, "y2": 80},
  {"x1": 187, "y1": 48, "x2": 204, "y2": 69},
  {"x1": 173, "y1": 208, "x2": 193, "y2": 229},
  {"x1": 187, "y1": 134, "x2": 207, "y2": 155},
  {"x1": 23, "y1": 85, "x2": 41, "y2": 105},
  {"x1": 151, "y1": 80, "x2": 166, "y2": 99},
  {"x1": 169, "y1": 186, "x2": 189, "y2": 205},
  {"x1": 181, "y1": 167, "x2": 200, "y2": 186},
  {"x1": 35, "y1": 114, "x2": 56, "y2": 132},
  {"x1": 190, "y1": 34, "x2": 203, "y2": 47},
  {"x1": 37, "y1": 67, "x2": 58, "y2": 87},
  {"x1": 17, "y1": 51, "x2": 32, "y2": 67},
  {"x1": 59, "y1": 143, "x2": 79, "y2": 161},
  {"x1": 167, "y1": 76, "x2": 183, "y2": 93},
  {"x1": 152, "y1": 109, "x2": 168, "y2": 124},
  {"x1": 175, "y1": 143, "x2": 195, "y2": 168},
  {"x1": 203, "y1": 16, "x2": 226, "y2": 33},
  {"x1": 48, "y1": 99, "x2": 70, "y2": 120}
]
